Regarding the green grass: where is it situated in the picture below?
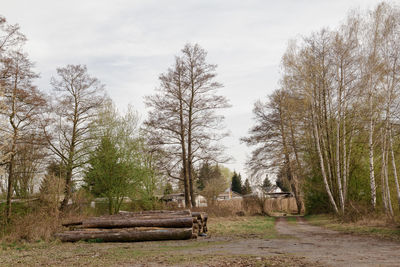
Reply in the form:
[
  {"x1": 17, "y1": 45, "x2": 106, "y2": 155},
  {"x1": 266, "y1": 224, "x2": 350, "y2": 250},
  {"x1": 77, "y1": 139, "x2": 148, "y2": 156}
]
[
  {"x1": 305, "y1": 214, "x2": 400, "y2": 241},
  {"x1": 209, "y1": 215, "x2": 278, "y2": 239}
]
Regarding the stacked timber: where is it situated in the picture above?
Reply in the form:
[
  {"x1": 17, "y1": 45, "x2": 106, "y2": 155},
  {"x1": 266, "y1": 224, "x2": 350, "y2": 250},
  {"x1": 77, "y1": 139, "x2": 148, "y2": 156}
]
[{"x1": 56, "y1": 210, "x2": 208, "y2": 242}]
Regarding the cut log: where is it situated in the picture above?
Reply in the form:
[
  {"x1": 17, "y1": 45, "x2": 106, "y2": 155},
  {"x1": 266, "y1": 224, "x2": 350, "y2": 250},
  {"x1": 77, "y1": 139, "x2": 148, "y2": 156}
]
[
  {"x1": 81, "y1": 217, "x2": 193, "y2": 229},
  {"x1": 55, "y1": 228, "x2": 193, "y2": 242},
  {"x1": 62, "y1": 220, "x2": 83, "y2": 227},
  {"x1": 118, "y1": 210, "x2": 191, "y2": 216},
  {"x1": 62, "y1": 212, "x2": 193, "y2": 227}
]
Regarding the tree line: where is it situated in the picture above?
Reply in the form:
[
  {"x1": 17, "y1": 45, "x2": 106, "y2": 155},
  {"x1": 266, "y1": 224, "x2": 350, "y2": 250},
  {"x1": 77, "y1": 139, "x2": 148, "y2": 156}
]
[
  {"x1": 0, "y1": 15, "x2": 231, "y2": 222},
  {"x1": 243, "y1": 2, "x2": 400, "y2": 217}
]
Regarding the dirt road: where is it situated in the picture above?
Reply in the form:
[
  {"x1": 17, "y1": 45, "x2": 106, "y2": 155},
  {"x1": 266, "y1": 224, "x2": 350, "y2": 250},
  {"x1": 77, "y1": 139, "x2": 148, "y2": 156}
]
[
  {"x1": 195, "y1": 217, "x2": 400, "y2": 266},
  {"x1": 274, "y1": 217, "x2": 400, "y2": 266}
]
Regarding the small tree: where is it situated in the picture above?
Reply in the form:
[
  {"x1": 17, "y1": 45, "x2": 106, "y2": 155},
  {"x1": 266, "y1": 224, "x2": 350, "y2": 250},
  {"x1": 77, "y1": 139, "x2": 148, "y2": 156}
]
[
  {"x1": 231, "y1": 171, "x2": 242, "y2": 194},
  {"x1": 85, "y1": 136, "x2": 133, "y2": 214},
  {"x1": 163, "y1": 182, "x2": 173, "y2": 196},
  {"x1": 261, "y1": 175, "x2": 273, "y2": 192},
  {"x1": 242, "y1": 178, "x2": 252, "y2": 195},
  {"x1": 197, "y1": 162, "x2": 213, "y2": 191},
  {"x1": 201, "y1": 165, "x2": 228, "y2": 206}
]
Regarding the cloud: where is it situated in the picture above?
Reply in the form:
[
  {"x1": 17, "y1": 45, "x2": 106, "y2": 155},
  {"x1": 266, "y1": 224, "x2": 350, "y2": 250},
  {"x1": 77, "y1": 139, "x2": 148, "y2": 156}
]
[{"x1": 2, "y1": 0, "x2": 383, "y2": 177}]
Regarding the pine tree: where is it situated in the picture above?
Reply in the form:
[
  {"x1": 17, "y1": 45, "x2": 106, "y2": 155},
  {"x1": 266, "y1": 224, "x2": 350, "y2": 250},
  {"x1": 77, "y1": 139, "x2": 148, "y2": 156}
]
[
  {"x1": 262, "y1": 175, "x2": 273, "y2": 192},
  {"x1": 163, "y1": 182, "x2": 173, "y2": 195},
  {"x1": 242, "y1": 178, "x2": 252, "y2": 195},
  {"x1": 231, "y1": 171, "x2": 242, "y2": 193},
  {"x1": 197, "y1": 162, "x2": 212, "y2": 191}
]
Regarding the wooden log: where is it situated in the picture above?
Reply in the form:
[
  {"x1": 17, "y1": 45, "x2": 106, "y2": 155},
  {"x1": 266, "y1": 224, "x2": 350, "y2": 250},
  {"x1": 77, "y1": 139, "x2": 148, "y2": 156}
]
[
  {"x1": 62, "y1": 210, "x2": 192, "y2": 227},
  {"x1": 55, "y1": 228, "x2": 193, "y2": 242},
  {"x1": 202, "y1": 213, "x2": 208, "y2": 233},
  {"x1": 118, "y1": 210, "x2": 191, "y2": 216},
  {"x1": 81, "y1": 217, "x2": 193, "y2": 229},
  {"x1": 62, "y1": 220, "x2": 83, "y2": 227}
]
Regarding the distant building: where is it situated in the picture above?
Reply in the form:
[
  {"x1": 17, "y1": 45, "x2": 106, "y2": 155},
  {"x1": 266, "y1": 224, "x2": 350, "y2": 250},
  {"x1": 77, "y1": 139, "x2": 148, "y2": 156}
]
[
  {"x1": 217, "y1": 188, "x2": 243, "y2": 201},
  {"x1": 161, "y1": 193, "x2": 207, "y2": 207}
]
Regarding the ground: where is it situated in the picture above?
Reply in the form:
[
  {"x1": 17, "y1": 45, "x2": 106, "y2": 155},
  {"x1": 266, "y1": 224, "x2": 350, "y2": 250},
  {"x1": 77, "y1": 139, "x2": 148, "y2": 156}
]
[{"x1": 1, "y1": 216, "x2": 400, "y2": 266}]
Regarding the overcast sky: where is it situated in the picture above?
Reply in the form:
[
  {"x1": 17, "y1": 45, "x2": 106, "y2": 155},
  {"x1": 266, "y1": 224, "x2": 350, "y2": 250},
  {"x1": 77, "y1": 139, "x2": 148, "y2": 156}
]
[{"x1": 2, "y1": 0, "x2": 383, "y2": 179}]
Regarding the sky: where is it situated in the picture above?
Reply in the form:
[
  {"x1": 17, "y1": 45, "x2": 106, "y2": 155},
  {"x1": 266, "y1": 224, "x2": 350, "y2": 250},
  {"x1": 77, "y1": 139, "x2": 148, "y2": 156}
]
[{"x1": 2, "y1": 0, "x2": 383, "y2": 179}]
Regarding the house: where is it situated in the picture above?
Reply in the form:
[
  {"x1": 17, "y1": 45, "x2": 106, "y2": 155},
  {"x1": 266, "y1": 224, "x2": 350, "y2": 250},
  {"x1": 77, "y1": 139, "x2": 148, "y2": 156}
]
[
  {"x1": 217, "y1": 188, "x2": 243, "y2": 201},
  {"x1": 161, "y1": 193, "x2": 207, "y2": 207}
]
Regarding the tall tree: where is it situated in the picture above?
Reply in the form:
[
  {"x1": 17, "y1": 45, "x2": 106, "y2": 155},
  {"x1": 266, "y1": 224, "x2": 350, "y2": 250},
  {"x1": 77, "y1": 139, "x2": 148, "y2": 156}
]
[
  {"x1": 0, "y1": 50, "x2": 44, "y2": 221},
  {"x1": 42, "y1": 65, "x2": 104, "y2": 211},
  {"x1": 144, "y1": 57, "x2": 191, "y2": 207},
  {"x1": 181, "y1": 43, "x2": 230, "y2": 207},
  {"x1": 145, "y1": 43, "x2": 229, "y2": 208},
  {"x1": 231, "y1": 171, "x2": 242, "y2": 194}
]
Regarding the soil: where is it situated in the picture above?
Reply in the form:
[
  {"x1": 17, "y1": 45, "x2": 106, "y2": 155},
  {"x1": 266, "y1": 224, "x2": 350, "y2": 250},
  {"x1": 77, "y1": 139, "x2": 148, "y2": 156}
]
[{"x1": 188, "y1": 217, "x2": 400, "y2": 267}]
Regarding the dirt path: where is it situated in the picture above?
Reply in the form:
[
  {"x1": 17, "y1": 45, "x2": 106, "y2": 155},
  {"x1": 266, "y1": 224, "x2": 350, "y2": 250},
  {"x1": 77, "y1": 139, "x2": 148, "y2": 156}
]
[
  {"x1": 200, "y1": 217, "x2": 400, "y2": 266},
  {"x1": 273, "y1": 217, "x2": 400, "y2": 266}
]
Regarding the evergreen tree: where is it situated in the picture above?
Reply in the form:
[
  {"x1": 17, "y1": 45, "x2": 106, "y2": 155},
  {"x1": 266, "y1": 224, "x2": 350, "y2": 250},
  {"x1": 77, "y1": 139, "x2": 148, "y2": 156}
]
[
  {"x1": 197, "y1": 162, "x2": 213, "y2": 190},
  {"x1": 261, "y1": 175, "x2": 273, "y2": 192},
  {"x1": 163, "y1": 182, "x2": 173, "y2": 196},
  {"x1": 242, "y1": 178, "x2": 252, "y2": 195},
  {"x1": 231, "y1": 171, "x2": 242, "y2": 193}
]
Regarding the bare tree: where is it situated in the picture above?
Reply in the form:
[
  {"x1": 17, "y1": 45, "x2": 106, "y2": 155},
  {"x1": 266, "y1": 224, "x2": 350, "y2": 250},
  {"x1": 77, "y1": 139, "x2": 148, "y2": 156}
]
[
  {"x1": 42, "y1": 64, "x2": 104, "y2": 211},
  {"x1": 0, "y1": 51, "x2": 44, "y2": 220},
  {"x1": 181, "y1": 43, "x2": 230, "y2": 207},
  {"x1": 0, "y1": 16, "x2": 27, "y2": 167},
  {"x1": 145, "y1": 44, "x2": 229, "y2": 208},
  {"x1": 144, "y1": 57, "x2": 191, "y2": 207},
  {"x1": 242, "y1": 89, "x2": 304, "y2": 214}
]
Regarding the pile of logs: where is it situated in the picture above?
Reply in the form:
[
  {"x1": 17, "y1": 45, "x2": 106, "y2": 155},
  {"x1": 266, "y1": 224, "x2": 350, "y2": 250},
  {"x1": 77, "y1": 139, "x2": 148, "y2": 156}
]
[{"x1": 56, "y1": 210, "x2": 208, "y2": 242}]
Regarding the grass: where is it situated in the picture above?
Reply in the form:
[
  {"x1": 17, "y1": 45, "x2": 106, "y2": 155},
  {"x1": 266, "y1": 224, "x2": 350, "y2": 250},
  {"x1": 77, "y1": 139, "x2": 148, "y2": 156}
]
[
  {"x1": 305, "y1": 214, "x2": 400, "y2": 241},
  {"x1": 0, "y1": 215, "x2": 307, "y2": 266},
  {"x1": 0, "y1": 240, "x2": 309, "y2": 267},
  {"x1": 208, "y1": 215, "x2": 278, "y2": 239}
]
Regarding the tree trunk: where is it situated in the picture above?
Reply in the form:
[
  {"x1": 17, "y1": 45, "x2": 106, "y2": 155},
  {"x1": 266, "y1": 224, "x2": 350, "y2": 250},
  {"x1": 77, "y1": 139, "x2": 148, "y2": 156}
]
[
  {"x1": 5, "y1": 153, "x2": 15, "y2": 221},
  {"x1": 336, "y1": 93, "x2": 344, "y2": 214},
  {"x1": 60, "y1": 168, "x2": 73, "y2": 211},
  {"x1": 81, "y1": 217, "x2": 193, "y2": 229},
  {"x1": 368, "y1": 96, "x2": 377, "y2": 209},
  {"x1": 311, "y1": 102, "x2": 339, "y2": 214},
  {"x1": 389, "y1": 125, "x2": 400, "y2": 211},
  {"x1": 55, "y1": 228, "x2": 193, "y2": 242},
  {"x1": 381, "y1": 128, "x2": 389, "y2": 213}
]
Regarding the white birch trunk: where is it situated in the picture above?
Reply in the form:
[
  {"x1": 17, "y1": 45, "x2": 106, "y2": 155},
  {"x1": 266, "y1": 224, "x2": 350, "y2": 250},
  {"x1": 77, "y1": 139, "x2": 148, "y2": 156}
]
[
  {"x1": 381, "y1": 128, "x2": 389, "y2": 214},
  {"x1": 368, "y1": 95, "x2": 377, "y2": 209},
  {"x1": 389, "y1": 124, "x2": 400, "y2": 210},
  {"x1": 384, "y1": 139, "x2": 394, "y2": 217},
  {"x1": 336, "y1": 104, "x2": 344, "y2": 214},
  {"x1": 312, "y1": 102, "x2": 339, "y2": 214}
]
